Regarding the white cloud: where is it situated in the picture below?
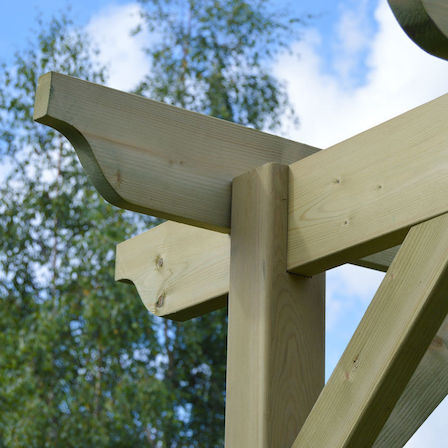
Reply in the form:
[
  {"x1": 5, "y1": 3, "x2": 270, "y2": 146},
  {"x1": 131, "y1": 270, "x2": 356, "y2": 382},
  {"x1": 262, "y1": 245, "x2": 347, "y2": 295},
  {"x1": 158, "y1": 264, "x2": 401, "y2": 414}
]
[
  {"x1": 275, "y1": 0, "x2": 448, "y2": 148},
  {"x1": 86, "y1": 3, "x2": 150, "y2": 91},
  {"x1": 326, "y1": 264, "x2": 383, "y2": 331},
  {"x1": 333, "y1": 0, "x2": 372, "y2": 83}
]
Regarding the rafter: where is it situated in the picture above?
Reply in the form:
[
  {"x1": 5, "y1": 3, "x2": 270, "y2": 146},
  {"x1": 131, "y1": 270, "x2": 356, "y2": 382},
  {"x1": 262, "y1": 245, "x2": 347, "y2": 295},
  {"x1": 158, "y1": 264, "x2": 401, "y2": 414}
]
[{"x1": 115, "y1": 221, "x2": 229, "y2": 321}]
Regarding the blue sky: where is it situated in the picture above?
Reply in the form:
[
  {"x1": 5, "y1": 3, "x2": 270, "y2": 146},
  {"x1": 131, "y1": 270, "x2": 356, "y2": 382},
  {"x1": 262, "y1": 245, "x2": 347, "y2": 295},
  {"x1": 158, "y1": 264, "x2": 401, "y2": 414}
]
[{"x1": 2, "y1": 0, "x2": 448, "y2": 446}]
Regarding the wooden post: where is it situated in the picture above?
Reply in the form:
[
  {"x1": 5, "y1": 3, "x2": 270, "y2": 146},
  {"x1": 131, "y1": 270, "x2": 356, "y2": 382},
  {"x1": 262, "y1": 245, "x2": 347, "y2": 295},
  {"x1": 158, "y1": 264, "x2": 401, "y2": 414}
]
[{"x1": 225, "y1": 163, "x2": 325, "y2": 447}]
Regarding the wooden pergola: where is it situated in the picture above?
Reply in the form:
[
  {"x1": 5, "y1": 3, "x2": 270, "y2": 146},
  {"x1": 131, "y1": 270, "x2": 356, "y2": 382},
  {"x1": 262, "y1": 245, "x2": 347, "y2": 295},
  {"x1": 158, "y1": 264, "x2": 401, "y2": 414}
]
[{"x1": 33, "y1": 1, "x2": 448, "y2": 446}]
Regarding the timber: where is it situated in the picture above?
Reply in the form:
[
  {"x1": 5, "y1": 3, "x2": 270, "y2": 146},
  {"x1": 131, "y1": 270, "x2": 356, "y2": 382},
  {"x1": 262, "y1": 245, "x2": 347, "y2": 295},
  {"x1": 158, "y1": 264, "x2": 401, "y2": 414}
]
[
  {"x1": 287, "y1": 92, "x2": 448, "y2": 275},
  {"x1": 117, "y1": 220, "x2": 448, "y2": 445},
  {"x1": 374, "y1": 316, "x2": 448, "y2": 447},
  {"x1": 33, "y1": 72, "x2": 318, "y2": 233},
  {"x1": 34, "y1": 73, "x2": 448, "y2": 275},
  {"x1": 388, "y1": 0, "x2": 448, "y2": 60},
  {"x1": 292, "y1": 212, "x2": 448, "y2": 447},
  {"x1": 115, "y1": 221, "x2": 229, "y2": 321},
  {"x1": 224, "y1": 163, "x2": 325, "y2": 447},
  {"x1": 115, "y1": 221, "x2": 395, "y2": 321},
  {"x1": 351, "y1": 245, "x2": 399, "y2": 272}
]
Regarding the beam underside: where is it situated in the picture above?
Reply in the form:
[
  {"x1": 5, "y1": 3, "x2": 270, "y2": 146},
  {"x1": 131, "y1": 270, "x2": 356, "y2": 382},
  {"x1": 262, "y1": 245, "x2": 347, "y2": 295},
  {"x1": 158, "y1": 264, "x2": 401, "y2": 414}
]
[{"x1": 388, "y1": 0, "x2": 448, "y2": 60}]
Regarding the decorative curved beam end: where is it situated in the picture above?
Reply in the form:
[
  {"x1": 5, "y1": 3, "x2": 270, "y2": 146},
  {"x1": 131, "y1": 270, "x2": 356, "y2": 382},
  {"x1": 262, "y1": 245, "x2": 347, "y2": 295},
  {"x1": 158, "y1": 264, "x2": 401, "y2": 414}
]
[{"x1": 33, "y1": 72, "x2": 318, "y2": 233}]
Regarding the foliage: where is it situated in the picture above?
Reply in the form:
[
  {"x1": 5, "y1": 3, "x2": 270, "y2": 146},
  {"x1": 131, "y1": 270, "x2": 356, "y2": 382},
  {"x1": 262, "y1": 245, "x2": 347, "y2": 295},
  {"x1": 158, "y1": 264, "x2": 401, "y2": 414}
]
[
  {"x1": 136, "y1": 0, "x2": 304, "y2": 130},
  {"x1": 0, "y1": 15, "x2": 173, "y2": 447},
  {"x1": 0, "y1": 2, "x2": 305, "y2": 446}
]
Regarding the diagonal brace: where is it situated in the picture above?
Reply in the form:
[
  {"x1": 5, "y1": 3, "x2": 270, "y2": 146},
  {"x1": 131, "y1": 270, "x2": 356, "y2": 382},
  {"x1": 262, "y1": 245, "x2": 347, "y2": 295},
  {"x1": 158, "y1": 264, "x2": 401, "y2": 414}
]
[{"x1": 291, "y1": 212, "x2": 448, "y2": 447}]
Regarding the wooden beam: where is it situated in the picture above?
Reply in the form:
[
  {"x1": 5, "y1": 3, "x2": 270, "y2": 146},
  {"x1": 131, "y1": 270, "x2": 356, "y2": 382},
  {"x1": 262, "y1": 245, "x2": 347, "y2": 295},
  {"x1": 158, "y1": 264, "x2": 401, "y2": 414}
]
[
  {"x1": 388, "y1": 0, "x2": 448, "y2": 60},
  {"x1": 288, "y1": 92, "x2": 448, "y2": 275},
  {"x1": 291, "y1": 212, "x2": 448, "y2": 448},
  {"x1": 373, "y1": 316, "x2": 448, "y2": 447},
  {"x1": 115, "y1": 221, "x2": 397, "y2": 321},
  {"x1": 224, "y1": 163, "x2": 325, "y2": 447},
  {"x1": 35, "y1": 73, "x2": 448, "y2": 275},
  {"x1": 115, "y1": 221, "x2": 229, "y2": 321},
  {"x1": 116, "y1": 221, "x2": 448, "y2": 444},
  {"x1": 33, "y1": 72, "x2": 318, "y2": 233},
  {"x1": 350, "y1": 245, "x2": 399, "y2": 272}
]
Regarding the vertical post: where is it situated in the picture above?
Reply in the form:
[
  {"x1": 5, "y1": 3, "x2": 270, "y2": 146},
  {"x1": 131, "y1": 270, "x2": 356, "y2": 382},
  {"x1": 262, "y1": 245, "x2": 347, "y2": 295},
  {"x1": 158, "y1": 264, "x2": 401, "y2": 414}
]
[{"x1": 224, "y1": 163, "x2": 325, "y2": 447}]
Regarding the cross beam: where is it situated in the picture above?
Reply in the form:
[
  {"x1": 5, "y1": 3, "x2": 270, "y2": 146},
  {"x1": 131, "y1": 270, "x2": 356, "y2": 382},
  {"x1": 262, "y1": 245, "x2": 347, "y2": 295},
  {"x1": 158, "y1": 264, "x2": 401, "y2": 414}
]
[
  {"x1": 33, "y1": 72, "x2": 317, "y2": 232},
  {"x1": 35, "y1": 73, "x2": 448, "y2": 276},
  {"x1": 115, "y1": 221, "x2": 398, "y2": 321}
]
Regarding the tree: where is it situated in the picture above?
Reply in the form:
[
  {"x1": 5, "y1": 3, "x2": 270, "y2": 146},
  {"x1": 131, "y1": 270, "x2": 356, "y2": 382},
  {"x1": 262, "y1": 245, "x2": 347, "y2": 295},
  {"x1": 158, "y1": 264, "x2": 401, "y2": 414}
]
[
  {"x1": 0, "y1": 2, "x2": 306, "y2": 446},
  {"x1": 0, "y1": 15, "x2": 174, "y2": 447},
  {"x1": 136, "y1": 0, "x2": 302, "y2": 129}
]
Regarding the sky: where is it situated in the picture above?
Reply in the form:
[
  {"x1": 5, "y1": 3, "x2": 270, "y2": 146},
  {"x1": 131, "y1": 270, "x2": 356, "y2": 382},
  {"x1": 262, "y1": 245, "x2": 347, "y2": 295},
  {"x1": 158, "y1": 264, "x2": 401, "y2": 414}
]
[{"x1": 2, "y1": 0, "x2": 448, "y2": 446}]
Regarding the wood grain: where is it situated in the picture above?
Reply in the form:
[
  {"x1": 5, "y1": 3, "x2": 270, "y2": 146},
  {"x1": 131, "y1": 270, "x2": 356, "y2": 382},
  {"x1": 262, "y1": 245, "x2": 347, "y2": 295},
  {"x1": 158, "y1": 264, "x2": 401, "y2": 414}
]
[
  {"x1": 350, "y1": 246, "x2": 399, "y2": 272},
  {"x1": 388, "y1": 0, "x2": 448, "y2": 60},
  {"x1": 225, "y1": 163, "x2": 325, "y2": 448},
  {"x1": 33, "y1": 72, "x2": 318, "y2": 232},
  {"x1": 115, "y1": 221, "x2": 396, "y2": 321},
  {"x1": 35, "y1": 73, "x2": 448, "y2": 274},
  {"x1": 288, "y1": 92, "x2": 448, "y2": 275},
  {"x1": 374, "y1": 316, "x2": 448, "y2": 447},
  {"x1": 291, "y1": 212, "x2": 448, "y2": 447},
  {"x1": 115, "y1": 221, "x2": 230, "y2": 321}
]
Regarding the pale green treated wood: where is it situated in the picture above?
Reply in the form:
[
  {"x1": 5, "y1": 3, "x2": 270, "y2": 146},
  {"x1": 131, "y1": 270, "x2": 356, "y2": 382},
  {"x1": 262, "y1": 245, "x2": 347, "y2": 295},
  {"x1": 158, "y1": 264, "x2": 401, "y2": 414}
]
[
  {"x1": 292, "y1": 212, "x2": 448, "y2": 447},
  {"x1": 373, "y1": 316, "x2": 448, "y2": 447},
  {"x1": 115, "y1": 221, "x2": 395, "y2": 322},
  {"x1": 34, "y1": 73, "x2": 448, "y2": 274},
  {"x1": 288, "y1": 92, "x2": 448, "y2": 275},
  {"x1": 225, "y1": 163, "x2": 325, "y2": 448},
  {"x1": 33, "y1": 72, "x2": 318, "y2": 233},
  {"x1": 115, "y1": 221, "x2": 229, "y2": 321}
]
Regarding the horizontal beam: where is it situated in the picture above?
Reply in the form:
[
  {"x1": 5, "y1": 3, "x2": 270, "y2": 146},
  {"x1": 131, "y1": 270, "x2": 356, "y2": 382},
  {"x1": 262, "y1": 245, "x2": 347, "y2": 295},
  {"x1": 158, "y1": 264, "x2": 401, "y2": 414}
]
[
  {"x1": 388, "y1": 0, "x2": 448, "y2": 60},
  {"x1": 288, "y1": 92, "x2": 448, "y2": 275},
  {"x1": 292, "y1": 212, "x2": 448, "y2": 447},
  {"x1": 34, "y1": 72, "x2": 318, "y2": 233},
  {"x1": 35, "y1": 73, "x2": 448, "y2": 275},
  {"x1": 115, "y1": 221, "x2": 395, "y2": 321},
  {"x1": 115, "y1": 221, "x2": 229, "y2": 321}
]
